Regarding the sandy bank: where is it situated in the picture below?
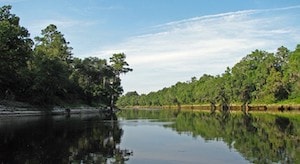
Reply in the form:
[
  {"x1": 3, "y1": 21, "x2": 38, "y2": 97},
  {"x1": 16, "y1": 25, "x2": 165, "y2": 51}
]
[{"x1": 0, "y1": 100, "x2": 106, "y2": 117}]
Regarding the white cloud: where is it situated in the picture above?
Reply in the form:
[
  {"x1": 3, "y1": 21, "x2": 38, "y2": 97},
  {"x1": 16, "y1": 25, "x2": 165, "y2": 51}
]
[
  {"x1": 27, "y1": 18, "x2": 96, "y2": 37},
  {"x1": 93, "y1": 6, "x2": 300, "y2": 94}
]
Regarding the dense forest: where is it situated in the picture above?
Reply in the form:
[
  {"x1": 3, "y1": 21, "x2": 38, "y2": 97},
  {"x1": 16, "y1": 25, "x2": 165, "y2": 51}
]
[
  {"x1": 0, "y1": 5, "x2": 131, "y2": 107},
  {"x1": 117, "y1": 44, "x2": 300, "y2": 107}
]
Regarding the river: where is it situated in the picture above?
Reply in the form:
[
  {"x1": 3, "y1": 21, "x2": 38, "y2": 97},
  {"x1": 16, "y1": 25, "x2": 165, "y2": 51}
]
[{"x1": 0, "y1": 109, "x2": 299, "y2": 163}]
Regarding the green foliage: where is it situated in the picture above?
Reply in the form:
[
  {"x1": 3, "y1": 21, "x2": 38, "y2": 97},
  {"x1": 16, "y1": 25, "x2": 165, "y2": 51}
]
[
  {"x1": 70, "y1": 57, "x2": 117, "y2": 105},
  {"x1": 27, "y1": 24, "x2": 73, "y2": 105},
  {"x1": 109, "y1": 53, "x2": 133, "y2": 76},
  {"x1": 118, "y1": 45, "x2": 299, "y2": 107},
  {"x1": 286, "y1": 45, "x2": 300, "y2": 98},
  {"x1": 0, "y1": 5, "x2": 33, "y2": 99},
  {"x1": 0, "y1": 5, "x2": 131, "y2": 107},
  {"x1": 34, "y1": 24, "x2": 72, "y2": 63}
]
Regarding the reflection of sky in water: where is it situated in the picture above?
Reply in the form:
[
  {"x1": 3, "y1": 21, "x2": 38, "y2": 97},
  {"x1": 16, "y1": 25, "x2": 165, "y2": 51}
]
[{"x1": 119, "y1": 119, "x2": 248, "y2": 164}]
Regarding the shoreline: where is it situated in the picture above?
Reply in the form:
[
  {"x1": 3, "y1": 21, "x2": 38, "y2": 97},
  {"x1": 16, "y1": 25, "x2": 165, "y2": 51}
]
[
  {"x1": 0, "y1": 106, "x2": 104, "y2": 117},
  {"x1": 121, "y1": 104, "x2": 300, "y2": 113},
  {"x1": 0, "y1": 100, "x2": 110, "y2": 117}
]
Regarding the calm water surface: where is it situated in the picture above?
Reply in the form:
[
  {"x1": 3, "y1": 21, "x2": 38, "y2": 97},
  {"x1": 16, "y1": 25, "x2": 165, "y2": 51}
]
[
  {"x1": 0, "y1": 110, "x2": 299, "y2": 163},
  {"x1": 118, "y1": 119, "x2": 246, "y2": 164}
]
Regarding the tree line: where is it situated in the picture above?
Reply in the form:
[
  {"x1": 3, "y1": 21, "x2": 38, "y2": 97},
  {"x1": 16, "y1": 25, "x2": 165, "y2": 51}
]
[
  {"x1": 117, "y1": 44, "x2": 300, "y2": 107},
  {"x1": 0, "y1": 5, "x2": 132, "y2": 107}
]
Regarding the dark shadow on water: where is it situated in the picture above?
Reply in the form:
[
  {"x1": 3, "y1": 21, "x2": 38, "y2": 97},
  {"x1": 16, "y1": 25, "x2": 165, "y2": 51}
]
[
  {"x1": 275, "y1": 116, "x2": 293, "y2": 134},
  {"x1": 242, "y1": 113, "x2": 257, "y2": 133},
  {"x1": 0, "y1": 114, "x2": 132, "y2": 164}
]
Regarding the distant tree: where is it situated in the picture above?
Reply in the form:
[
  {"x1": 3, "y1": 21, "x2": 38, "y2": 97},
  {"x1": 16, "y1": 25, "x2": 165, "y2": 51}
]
[
  {"x1": 275, "y1": 46, "x2": 290, "y2": 71},
  {"x1": 286, "y1": 45, "x2": 300, "y2": 98},
  {"x1": 191, "y1": 76, "x2": 197, "y2": 83},
  {"x1": 125, "y1": 91, "x2": 139, "y2": 97},
  {"x1": 194, "y1": 74, "x2": 216, "y2": 103}
]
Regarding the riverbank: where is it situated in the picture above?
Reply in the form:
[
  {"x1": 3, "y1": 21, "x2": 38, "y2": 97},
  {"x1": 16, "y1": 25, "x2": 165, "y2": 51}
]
[
  {"x1": 0, "y1": 100, "x2": 108, "y2": 117},
  {"x1": 121, "y1": 104, "x2": 300, "y2": 113}
]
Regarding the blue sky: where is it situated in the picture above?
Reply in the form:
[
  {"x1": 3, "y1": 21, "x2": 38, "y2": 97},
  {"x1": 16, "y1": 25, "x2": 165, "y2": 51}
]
[{"x1": 1, "y1": 0, "x2": 300, "y2": 94}]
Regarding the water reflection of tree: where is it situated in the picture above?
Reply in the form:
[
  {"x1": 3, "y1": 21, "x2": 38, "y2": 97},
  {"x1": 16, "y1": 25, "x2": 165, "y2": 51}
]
[
  {"x1": 68, "y1": 115, "x2": 132, "y2": 163},
  {"x1": 0, "y1": 114, "x2": 132, "y2": 163},
  {"x1": 167, "y1": 111, "x2": 300, "y2": 163},
  {"x1": 118, "y1": 110, "x2": 300, "y2": 164}
]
